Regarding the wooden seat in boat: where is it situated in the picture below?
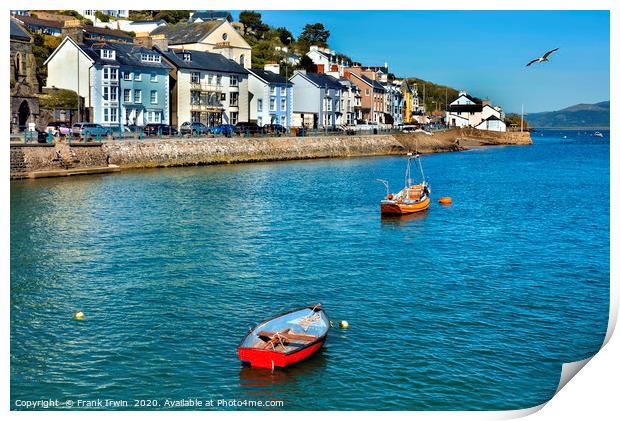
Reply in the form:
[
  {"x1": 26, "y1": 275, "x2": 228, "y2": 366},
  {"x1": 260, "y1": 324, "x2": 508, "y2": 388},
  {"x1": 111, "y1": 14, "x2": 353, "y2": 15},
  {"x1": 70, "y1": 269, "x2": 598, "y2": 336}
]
[{"x1": 257, "y1": 330, "x2": 317, "y2": 343}]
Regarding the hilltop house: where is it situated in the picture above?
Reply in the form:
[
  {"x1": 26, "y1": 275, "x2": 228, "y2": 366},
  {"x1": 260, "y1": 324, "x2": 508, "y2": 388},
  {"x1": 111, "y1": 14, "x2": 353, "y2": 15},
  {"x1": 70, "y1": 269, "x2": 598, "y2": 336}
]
[
  {"x1": 96, "y1": 19, "x2": 167, "y2": 35},
  {"x1": 247, "y1": 65, "x2": 293, "y2": 128},
  {"x1": 15, "y1": 15, "x2": 133, "y2": 43},
  {"x1": 45, "y1": 36, "x2": 170, "y2": 129},
  {"x1": 188, "y1": 11, "x2": 232, "y2": 23},
  {"x1": 151, "y1": 20, "x2": 251, "y2": 69},
  {"x1": 80, "y1": 10, "x2": 129, "y2": 20},
  {"x1": 344, "y1": 67, "x2": 385, "y2": 124},
  {"x1": 289, "y1": 71, "x2": 344, "y2": 129},
  {"x1": 159, "y1": 48, "x2": 249, "y2": 127},
  {"x1": 306, "y1": 45, "x2": 350, "y2": 76}
]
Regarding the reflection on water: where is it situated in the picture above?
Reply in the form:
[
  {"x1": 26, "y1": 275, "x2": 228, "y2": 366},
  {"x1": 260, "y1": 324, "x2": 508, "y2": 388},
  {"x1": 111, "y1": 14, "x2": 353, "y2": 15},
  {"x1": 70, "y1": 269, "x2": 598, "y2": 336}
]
[{"x1": 380, "y1": 210, "x2": 429, "y2": 226}]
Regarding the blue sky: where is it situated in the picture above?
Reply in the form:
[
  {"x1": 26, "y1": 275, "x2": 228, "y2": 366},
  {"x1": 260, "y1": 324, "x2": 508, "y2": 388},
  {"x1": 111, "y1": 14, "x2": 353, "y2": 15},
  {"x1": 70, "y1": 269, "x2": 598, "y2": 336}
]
[{"x1": 232, "y1": 10, "x2": 609, "y2": 113}]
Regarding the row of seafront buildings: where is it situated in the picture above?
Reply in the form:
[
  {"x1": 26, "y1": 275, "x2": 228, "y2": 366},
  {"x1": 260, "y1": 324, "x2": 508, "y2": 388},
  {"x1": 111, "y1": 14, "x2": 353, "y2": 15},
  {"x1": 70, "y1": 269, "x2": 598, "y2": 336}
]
[{"x1": 11, "y1": 11, "x2": 507, "y2": 133}]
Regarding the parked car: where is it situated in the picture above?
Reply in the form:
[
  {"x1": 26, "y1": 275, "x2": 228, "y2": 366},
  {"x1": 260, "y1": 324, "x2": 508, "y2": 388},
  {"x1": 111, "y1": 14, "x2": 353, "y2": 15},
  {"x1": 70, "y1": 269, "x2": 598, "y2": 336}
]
[
  {"x1": 71, "y1": 122, "x2": 112, "y2": 138},
  {"x1": 45, "y1": 121, "x2": 72, "y2": 137},
  {"x1": 235, "y1": 122, "x2": 265, "y2": 135},
  {"x1": 210, "y1": 124, "x2": 237, "y2": 137},
  {"x1": 180, "y1": 122, "x2": 210, "y2": 136},
  {"x1": 143, "y1": 124, "x2": 179, "y2": 136},
  {"x1": 263, "y1": 124, "x2": 287, "y2": 135}
]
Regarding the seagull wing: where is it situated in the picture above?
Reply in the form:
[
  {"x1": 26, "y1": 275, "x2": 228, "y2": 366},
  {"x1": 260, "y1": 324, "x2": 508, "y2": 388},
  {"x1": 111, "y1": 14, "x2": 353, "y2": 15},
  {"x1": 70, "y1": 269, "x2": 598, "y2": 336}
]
[
  {"x1": 526, "y1": 58, "x2": 539, "y2": 67},
  {"x1": 543, "y1": 48, "x2": 559, "y2": 59}
]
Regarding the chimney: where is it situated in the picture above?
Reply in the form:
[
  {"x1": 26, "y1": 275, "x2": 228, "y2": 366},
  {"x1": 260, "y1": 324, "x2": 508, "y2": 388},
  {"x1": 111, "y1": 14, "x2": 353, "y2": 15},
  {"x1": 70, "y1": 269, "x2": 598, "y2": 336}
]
[
  {"x1": 62, "y1": 21, "x2": 84, "y2": 44},
  {"x1": 264, "y1": 62, "x2": 280, "y2": 74},
  {"x1": 151, "y1": 34, "x2": 168, "y2": 51},
  {"x1": 134, "y1": 34, "x2": 168, "y2": 51}
]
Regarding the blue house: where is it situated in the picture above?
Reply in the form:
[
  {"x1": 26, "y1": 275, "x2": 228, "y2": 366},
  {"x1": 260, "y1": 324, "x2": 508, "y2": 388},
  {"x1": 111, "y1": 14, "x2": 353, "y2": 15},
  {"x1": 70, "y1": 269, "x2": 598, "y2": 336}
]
[
  {"x1": 247, "y1": 67, "x2": 293, "y2": 128},
  {"x1": 45, "y1": 37, "x2": 171, "y2": 130}
]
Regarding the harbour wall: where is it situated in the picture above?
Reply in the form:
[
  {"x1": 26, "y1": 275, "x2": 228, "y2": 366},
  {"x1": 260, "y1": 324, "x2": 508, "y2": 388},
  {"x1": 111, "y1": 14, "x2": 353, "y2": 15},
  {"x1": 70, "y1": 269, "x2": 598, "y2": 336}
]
[{"x1": 10, "y1": 128, "x2": 532, "y2": 179}]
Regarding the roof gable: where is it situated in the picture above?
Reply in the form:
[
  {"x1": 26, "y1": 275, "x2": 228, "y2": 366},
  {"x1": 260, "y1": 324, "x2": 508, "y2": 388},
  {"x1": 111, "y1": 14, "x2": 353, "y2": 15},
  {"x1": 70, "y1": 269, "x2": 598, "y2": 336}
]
[
  {"x1": 248, "y1": 68, "x2": 290, "y2": 85},
  {"x1": 151, "y1": 20, "x2": 224, "y2": 44}
]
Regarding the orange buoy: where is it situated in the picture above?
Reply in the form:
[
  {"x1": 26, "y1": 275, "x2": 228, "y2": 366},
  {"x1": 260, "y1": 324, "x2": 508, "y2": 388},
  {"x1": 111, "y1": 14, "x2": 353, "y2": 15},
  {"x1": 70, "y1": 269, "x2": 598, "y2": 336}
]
[{"x1": 438, "y1": 197, "x2": 452, "y2": 205}]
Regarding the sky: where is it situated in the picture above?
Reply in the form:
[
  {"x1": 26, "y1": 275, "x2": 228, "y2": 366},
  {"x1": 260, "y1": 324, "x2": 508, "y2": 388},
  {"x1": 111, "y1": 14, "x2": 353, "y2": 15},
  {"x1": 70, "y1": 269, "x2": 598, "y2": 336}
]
[{"x1": 232, "y1": 10, "x2": 610, "y2": 113}]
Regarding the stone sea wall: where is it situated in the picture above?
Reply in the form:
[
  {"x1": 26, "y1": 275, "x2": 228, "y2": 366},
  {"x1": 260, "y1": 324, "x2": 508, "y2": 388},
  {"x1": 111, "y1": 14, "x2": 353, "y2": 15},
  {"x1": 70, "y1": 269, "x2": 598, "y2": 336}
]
[{"x1": 10, "y1": 129, "x2": 532, "y2": 179}]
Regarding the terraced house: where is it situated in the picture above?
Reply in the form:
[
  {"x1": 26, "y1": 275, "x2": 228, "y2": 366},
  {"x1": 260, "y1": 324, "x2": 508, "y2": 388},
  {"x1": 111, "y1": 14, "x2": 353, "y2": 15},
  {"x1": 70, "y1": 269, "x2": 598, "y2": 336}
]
[
  {"x1": 45, "y1": 36, "x2": 170, "y2": 129},
  {"x1": 160, "y1": 49, "x2": 249, "y2": 127},
  {"x1": 247, "y1": 65, "x2": 293, "y2": 128},
  {"x1": 290, "y1": 71, "x2": 344, "y2": 129}
]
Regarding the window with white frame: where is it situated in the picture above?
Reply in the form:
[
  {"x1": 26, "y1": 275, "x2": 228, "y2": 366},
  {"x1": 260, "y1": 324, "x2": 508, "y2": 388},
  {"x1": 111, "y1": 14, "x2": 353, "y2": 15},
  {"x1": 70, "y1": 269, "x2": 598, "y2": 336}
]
[
  {"x1": 257, "y1": 99, "x2": 263, "y2": 112},
  {"x1": 280, "y1": 97, "x2": 286, "y2": 111},
  {"x1": 150, "y1": 91, "x2": 158, "y2": 104},
  {"x1": 327, "y1": 99, "x2": 332, "y2": 111},
  {"x1": 134, "y1": 73, "x2": 142, "y2": 81},
  {"x1": 208, "y1": 73, "x2": 214, "y2": 85},
  {"x1": 280, "y1": 115, "x2": 286, "y2": 126},
  {"x1": 230, "y1": 111, "x2": 238, "y2": 125},
  {"x1": 123, "y1": 71, "x2": 132, "y2": 80},
  {"x1": 191, "y1": 72, "x2": 200, "y2": 84},
  {"x1": 147, "y1": 111, "x2": 161, "y2": 123},
  {"x1": 230, "y1": 92, "x2": 238, "y2": 106},
  {"x1": 140, "y1": 53, "x2": 161, "y2": 63},
  {"x1": 134, "y1": 89, "x2": 142, "y2": 103},
  {"x1": 281, "y1": 86, "x2": 287, "y2": 96},
  {"x1": 257, "y1": 116, "x2": 262, "y2": 126},
  {"x1": 270, "y1": 86, "x2": 276, "y2": 95},
  {"x1": 216, "y1": 74, "x2": 222, "y2": 86},
  {"x1": 150, "y1": 73, "x2": 158, "y2": 82},
  {"x1": 100, "y1": 49, "x2": 115, "y2": 60},
  {"x1": 102, "y1": 86, "x2": 109, "y2": 101},
  {"x1": 123, "y1": 89, "x2": 131, "y2": 102},
  {"x1": 230, "y1": 75, "x2": 238, "y2": 86},
  {"x1": 103, "y1": 107, "x2": 118, "y2": 123},
  {"x1": 269, "y1": 98, "x2": 276, "y2": 111},
  {"x1": 110, "y1": 87, "x2": 117, "y2": 101}
]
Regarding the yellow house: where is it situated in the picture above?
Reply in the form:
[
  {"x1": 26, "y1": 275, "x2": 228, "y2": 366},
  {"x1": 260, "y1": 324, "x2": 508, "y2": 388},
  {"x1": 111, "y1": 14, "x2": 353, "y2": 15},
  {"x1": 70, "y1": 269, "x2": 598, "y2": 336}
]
[
  {"x1": 151, "y1": 20, "x2": 252, "y2": 69},
  {"x1": 402, "y1": 81, "x2": 424, "y2": 123}
]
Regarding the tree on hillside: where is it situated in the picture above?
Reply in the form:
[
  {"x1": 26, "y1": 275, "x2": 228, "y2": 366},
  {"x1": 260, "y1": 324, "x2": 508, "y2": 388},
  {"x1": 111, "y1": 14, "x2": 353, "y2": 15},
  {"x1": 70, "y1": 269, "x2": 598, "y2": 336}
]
[
  {"x1": 296, "y1": 55, "x2": 318, "y2": 73},
  {"x1": 94, "y1": 11, "x2": 110, "y2": 22},
  {"x1": 239, "y1": 11, "x2": 269, "y2": 38},
  {"x1": 504, "y1": 113, "x2": 528, "y2": 129},
  {"x1": 154, "y1": 10, "x2": 192, "y2": 24},
  {"x1": 275, "y1": 27, "x2": 294, "y2": 45},
  {"x1": 297, "y1": 23, "x2": 330, "y2": 52}
]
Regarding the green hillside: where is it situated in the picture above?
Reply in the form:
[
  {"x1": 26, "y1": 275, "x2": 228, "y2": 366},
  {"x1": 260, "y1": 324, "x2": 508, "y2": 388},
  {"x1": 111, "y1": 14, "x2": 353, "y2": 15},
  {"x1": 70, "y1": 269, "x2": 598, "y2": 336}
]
[{"x1": 526, "y1": 101, "x2": 610, "y2": 128}]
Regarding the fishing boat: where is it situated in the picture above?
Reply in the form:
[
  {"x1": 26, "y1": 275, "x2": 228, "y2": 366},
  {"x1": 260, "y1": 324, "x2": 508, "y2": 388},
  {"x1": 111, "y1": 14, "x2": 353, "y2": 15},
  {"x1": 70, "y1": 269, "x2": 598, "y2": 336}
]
[
  {"x1": 379, "y1": 153, "x2": 431, "y2": 215},
  {"x1": 238, "y1": 305, "x2": 330, "y2": 369},
  {"x1": 594, "y1": 131, "x2": 604, "y2": 138}
]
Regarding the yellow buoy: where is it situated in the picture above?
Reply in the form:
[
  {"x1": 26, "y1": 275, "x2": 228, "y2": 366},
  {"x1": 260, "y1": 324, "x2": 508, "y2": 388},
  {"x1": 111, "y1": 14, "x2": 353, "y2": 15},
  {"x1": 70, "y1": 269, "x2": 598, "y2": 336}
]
[
  {"x1": 73, "y1": 311, "x2": 85, "y2": 320},
  {"x1": 438, "y1": 197, "x2": 452, "y2": 205},
  {"x1": 339, "y1": 320, "x2": 349, "y2": 329}
]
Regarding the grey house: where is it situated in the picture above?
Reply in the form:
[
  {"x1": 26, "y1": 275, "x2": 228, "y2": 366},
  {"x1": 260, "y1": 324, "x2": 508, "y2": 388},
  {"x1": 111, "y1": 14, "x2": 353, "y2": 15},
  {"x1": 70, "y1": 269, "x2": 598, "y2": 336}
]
[{"x1": 289, "y1": 71, "x2": 344, "y2": 129}]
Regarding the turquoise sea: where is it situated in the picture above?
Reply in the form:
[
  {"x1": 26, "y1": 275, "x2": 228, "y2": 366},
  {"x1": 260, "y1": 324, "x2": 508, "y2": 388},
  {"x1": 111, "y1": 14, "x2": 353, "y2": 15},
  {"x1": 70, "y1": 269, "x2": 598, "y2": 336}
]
[{"x1": 10, "y1": 129, "x2": 609, "y2": 410}]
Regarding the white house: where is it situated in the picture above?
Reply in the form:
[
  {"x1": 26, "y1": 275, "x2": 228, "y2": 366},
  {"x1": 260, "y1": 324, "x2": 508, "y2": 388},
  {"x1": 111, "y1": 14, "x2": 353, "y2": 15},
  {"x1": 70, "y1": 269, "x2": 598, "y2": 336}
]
[
  {"x1": 446, "y1": 91, "x2": 507, "y2": 131},
  {"x1": 96, "y1": 19, "x2": 167, "y2": 34},
  {"x1": 306, "y1": 45, "x2": 349, "y2": 76},
  {"x1": 475, "y1": 115, "x2": 507, "y2": 132}
]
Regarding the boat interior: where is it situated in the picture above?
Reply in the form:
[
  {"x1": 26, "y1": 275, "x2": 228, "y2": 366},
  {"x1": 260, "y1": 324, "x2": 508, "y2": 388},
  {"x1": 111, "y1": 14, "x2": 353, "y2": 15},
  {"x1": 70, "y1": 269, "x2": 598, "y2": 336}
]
[{"x1": 241, "y1": 308, "x2": 329, "y2": 353}]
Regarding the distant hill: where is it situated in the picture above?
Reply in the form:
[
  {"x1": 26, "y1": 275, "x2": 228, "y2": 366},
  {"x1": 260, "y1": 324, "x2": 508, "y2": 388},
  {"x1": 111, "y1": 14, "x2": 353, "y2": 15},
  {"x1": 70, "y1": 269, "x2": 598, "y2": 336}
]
[{"x1": 526, "y1": 101, "x2": 610, "y2": 128}]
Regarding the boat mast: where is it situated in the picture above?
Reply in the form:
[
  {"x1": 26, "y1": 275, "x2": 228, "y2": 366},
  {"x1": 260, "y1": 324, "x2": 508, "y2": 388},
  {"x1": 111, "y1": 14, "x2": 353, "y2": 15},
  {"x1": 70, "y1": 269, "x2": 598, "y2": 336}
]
[{"x1": 405, "y1": 154, "x2": 412, "y2": 187}]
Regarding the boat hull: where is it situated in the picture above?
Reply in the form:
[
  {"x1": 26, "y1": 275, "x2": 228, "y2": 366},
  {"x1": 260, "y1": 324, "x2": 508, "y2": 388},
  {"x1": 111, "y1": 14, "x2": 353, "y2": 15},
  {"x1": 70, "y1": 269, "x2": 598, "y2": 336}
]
[
  {"x1": 238, "y1": 338, "x2": 326, "y2": 369},
  {"x1": 381, "y1": 196, "x2": 430, "y2": 214}
]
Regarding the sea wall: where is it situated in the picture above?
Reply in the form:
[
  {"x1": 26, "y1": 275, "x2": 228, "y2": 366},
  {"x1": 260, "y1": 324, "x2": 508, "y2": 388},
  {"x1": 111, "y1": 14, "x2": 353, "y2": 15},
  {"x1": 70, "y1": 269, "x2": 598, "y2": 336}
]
[{"x1": 10, "y1": 129, "x2": 532, "y2": 178}]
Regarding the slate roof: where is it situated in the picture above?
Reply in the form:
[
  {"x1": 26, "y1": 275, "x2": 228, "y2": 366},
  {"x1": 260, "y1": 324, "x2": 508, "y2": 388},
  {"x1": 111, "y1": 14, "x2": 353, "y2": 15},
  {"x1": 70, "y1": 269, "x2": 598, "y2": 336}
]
[
  {"x1": 84, "y1": 26, "x2": 133, "y2": 41},
  {"x1": 484, "y1": 115, "x2": 502, "y2": 121},
  {"x1": 159, "y1": 49, "x2": 248, "y2": 74},
  {"x1": 446, "y1": 104, "x2": 483, "y2": 113},
  {"x1": 78, "y1": 40, "x2": 170, "y2": 70},
  {"x1": 151, "y1": 21, "x2": 223, "y2": 44},
  {"x1": 190, "y1": 11, "x2": 232, "y2": 21},
  {"x1": 298, "y1": 72, "x2": 343, "y2": 90},
  {"x1": 15, "y1": 15, "x2": 63, "y2": 29},
  {"x1": 360, "y1": 74, "x2": 385, "y2": 91},
  {"x1": 10, "y1": 18, "x2": 32, "y2": 42},
  {"x1": 248, "y1": 68, "x2": 290, "y2": 85}
]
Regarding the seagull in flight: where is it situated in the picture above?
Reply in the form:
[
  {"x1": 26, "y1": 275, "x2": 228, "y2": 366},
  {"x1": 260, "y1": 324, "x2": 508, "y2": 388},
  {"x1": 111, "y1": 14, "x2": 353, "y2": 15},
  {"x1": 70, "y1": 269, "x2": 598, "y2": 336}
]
[{"x1": 526, "y1": 48, "x2": 559, "y2": 66}]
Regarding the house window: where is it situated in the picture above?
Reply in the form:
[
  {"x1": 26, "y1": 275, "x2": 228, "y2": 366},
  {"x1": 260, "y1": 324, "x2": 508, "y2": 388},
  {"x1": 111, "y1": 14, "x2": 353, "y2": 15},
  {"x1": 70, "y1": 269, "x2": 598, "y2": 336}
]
[
  {"x1": 150, "y1": 73, "x2": 158, "y2": 82},
  {"x1": 191, "y1": 112, "x2": 200, "y2": 123},
  {"x1": 281, "y1": 87, "x2": 287, "y2": 96},
  {"x1": 365, "y1": 88, "x2": 370, "y2": 96},
  {"x1": 110, "y1": 87, "x2": 117, "y2": 101},
  {"x1": 182, "y1": 52, "x2": 191, "y2": 62},
  {"x1": 102, "y1": 86, "x2": 109, "y2": 100},
  {"x1": 147, "y1": 111, "x2": 161, "y2": 123},
  {"x1": 270, "y1": 86, "x2": 276, "y2": 95},
  {"x1": 134, "y1": 89, "x2": 142, "y2": 103},
  {"x1": 208, "y1": 74, "x2": 214, "y2": 85},
  {"x1": 103, "y1": 107, "x2": 118, "y2": 123},
  {"x1": 230, "y1": 92, "x2": 239, "y2": 106},
  {"x1": 191, "y1": 91, "x2": 200, "y2": 105},
  {"x1": 134, "y1": 73, "x2": 142, "y2": 81},
  {"x1": 191, "y1": 72, "x2": 200, "y2": 84},
  {"x1": 281, "y1": 97, "x2": 286, "y2": 111},
  {"x1": 257, "y1": 116, "x2": 262, "y2": 126},
  {"x1": 123, "y1": 89, "x2": 131, "y2": 102},
  {"x1": 335, "y1": 90, "x2": 340, "y2": 97},
  {"x1": 123, "y1": 71, "x2": 132, "y2": 80},
  {"x1": 100, "y1": 49, "x2": 115, "y2": 60},
  {"x1": 280, "y1": 115, "x2": 286, "y2": 126},
  {"x1": 230, "y1": 111, "x2": 238, "y2": 125},
  {"x1": 216, "y1": 75, "x2": 222, "y2": 86},
  {"x1": 257, "y1": 99, "x2": 263, "y2": 112},
  {"x1": 239, "y1": 54, "x2": 245, "y2": 67},
  {"x1": 269, "y1": 98, "x2": 276, "y2": 111},
  {"x1": 140, "y1": 53, "x2": 161, "y2": 63},
  {"x1": 150, "y1": 91, "x2": 158, "y2": 104},
  {"x1": 230, "y1": 75, "x2": 238, "y2": 87}
]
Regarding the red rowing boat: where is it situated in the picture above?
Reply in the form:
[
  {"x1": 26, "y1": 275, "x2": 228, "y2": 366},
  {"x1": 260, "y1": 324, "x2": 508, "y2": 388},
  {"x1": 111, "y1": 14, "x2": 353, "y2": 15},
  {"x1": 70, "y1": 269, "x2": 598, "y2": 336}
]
[{"x1": 238, "y1": 305, "x2": 330, "y2": 369}]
